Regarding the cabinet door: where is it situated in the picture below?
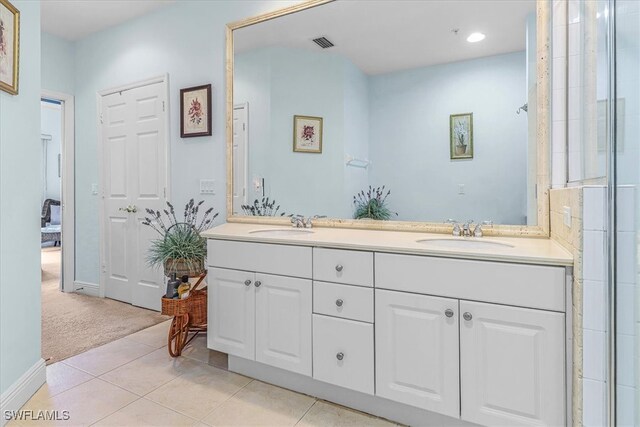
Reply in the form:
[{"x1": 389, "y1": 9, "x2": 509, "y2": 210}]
[
  {"x1": 207, "y1": 267, "x2": 255, "y2": 359},
  {"x1": 375, "y1": 289, "x2": 460, "y2": 418},
  {"x1": 460, "y1": 301, "x2": 565, "y2": 427},
  {"x1": 255, "y1": 273, "x2": 312, "y2": 376}
]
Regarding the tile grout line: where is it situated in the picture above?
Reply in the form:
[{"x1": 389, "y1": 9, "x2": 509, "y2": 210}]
[
  {"x1": 293, "y1": 399, "x2": 319, "y2": 426},
  {"x1": 197, "y1": 378, "x2": 257, "y2": 423}
]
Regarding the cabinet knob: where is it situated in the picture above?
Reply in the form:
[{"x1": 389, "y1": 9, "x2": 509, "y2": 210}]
[
  {"x1": 463, "y1": 312, "x2": 473, "y2": 321},
  {"x1": 335, "y1": 264, "x2": 344, "y2": 272},
  {"x1": 336, "y1": 299, "x2": 344, "y2": 307},
  {"x1": 445, "y1": 309, "x2": 454, "y2": 318},
  {"x1": 254, "y1": 280, "x2": 262, "y2": 287},
  {"x1": 244, "y1": 280, "x2": 252, "y2": 287},
  {"x1": 336, "y1": 352, "x2": 344, "y2": 361}
]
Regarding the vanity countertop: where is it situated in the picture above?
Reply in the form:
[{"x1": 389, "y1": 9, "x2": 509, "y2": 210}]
[{"x1": 202, "y1": 223, "x2": 573, "y2": 267}]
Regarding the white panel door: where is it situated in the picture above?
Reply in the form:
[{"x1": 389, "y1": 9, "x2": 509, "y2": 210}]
[
  {"x1": 207, "y1": 267, "x2": 256, "y2": 359},
  {"x1": 255, "y1": 273, "x2": 312, "y2": 376},
  {"x1": 460, "y1": 301, "x2": 565, "y2": 427},
  {"x1": 101, "y1": 80, "x2": 167, "y2": 310},
  {"x1": 375, "y1": 289, "x2": 460, "y2": 418},
  {"x1": 232, "y1": 104, "x2": 248, "y2": 215}
]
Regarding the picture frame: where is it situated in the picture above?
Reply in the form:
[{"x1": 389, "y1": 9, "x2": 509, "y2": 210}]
[
  {"x1": 293, "y1": 115, "x2": 323, "y2": 153},
  {"x1": 450, "y1": 113, "x2": 473, "y2": 160},
  {"x1": 180, "y1": 84, "x2": 212, "y2": 138},
  {"x1": 0, "y1": 0, "x2": 19, "y2": 95}
]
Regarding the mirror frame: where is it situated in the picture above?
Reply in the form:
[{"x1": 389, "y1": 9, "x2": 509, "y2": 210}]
[{"x1": 225, "y1": 0, "x2": 551, "y2": 237}]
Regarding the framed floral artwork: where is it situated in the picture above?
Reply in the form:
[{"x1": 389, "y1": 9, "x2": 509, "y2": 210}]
[
  {"x1": 293, "y1": 115, "x2": 323, "y2": 153},
  {"x1": 450, "y1": 113, "x2": 473, "y2": 160},
  {"x1": 180, "y1": 84, "x2": 212, "y2": 138},
  {"x1": 0, "y1": 0, "x2": 19, "y2": 95}
]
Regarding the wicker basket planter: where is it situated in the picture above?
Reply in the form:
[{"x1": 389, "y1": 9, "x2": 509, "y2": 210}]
[{"x1": 163, "y1": 257, "x2": 205, "y2": 278}]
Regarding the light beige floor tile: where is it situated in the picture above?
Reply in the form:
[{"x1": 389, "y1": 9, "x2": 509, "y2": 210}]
[
  {"x1": 146, "y1": 364, "x2": 252, "y2": 420},
  {"x1": 17, "y1": 378, "x2": 137, "y2": 426},
  {"x1": 180, "y1": 335, "x2": 210, "y2": 364},
  {"x1": 93, "y1": 398, "x2": 198, "y2": 426},
  {"x1": 201, "y1": 380, "x2": 316, "y2": 426},
  {"x1": 64, "y1": 338, "x2": 156, "y2": 376},
  {"x1": 28, "y1": 363, "x2": 94, "y2": 401},
  {"x1": 296, "y1": 401, "x2": 398, "y2": 427},
  {"x1": 122, "y1": 320, "x2": 172, "y2": 349},
  {"x1": 99, "y1": 348, "x2": 199, "y2": 396}
]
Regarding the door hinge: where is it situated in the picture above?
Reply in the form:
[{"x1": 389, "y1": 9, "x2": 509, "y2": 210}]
[
  {"x1": 100, "y1": 114, "x2": 104, "y2": 124},
  {"x1": 243, "y1": 123, "x2": 246, "y2": 131},
  {"x1": 162, "y1": 101, "x2": 165, "y2": 112}
]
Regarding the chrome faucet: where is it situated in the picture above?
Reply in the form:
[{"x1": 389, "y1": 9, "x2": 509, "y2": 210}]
[
  {"x1": 473, "y1": 220, "x2": 493, "y2": 237},
  {"x1": 292, "y1": 215, "x2": 327, "y2": 228},
  {"x1": 446, "y1": 219, "x2": 461, "y2": 236},
  {"x1": 461, "y1": 220, "x2": 474, "y2": 237}
]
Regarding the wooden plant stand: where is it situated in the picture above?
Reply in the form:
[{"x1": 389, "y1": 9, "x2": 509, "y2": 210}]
[{"x1": 161, "y1": 272, "x2": 207, "y2": 357}]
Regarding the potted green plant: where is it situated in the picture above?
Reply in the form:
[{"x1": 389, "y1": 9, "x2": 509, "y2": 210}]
[{"x1": 142, "y1": 199, "x2": 218, "y2": 277}]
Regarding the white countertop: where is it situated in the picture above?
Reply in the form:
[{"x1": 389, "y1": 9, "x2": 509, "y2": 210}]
[{"x1": 202, "y1": 223, "x2": 574, "y2": 267}]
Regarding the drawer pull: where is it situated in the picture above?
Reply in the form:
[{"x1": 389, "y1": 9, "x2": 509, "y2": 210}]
[
  {"x1": 244, "y1": 280, "x2": 252, "y2": 287},
  {"x1": 336, "y1": 299, "x2": 344, "y2": 307},
  {"x1": 336, "y1": 352, "x2": 344, "y2": 361},
  {"x1": 463, "y1": 312, "x2": 473, "y2": 321},
  {"x1": 335, "y1": 264, "x2": 344, "y2": 272},
  {"x1": 254, "y1": 280, "x2": 262, "y2": 288},
  {"x1": 445, "y1": 309, "x2": 454, "y2": 318}
]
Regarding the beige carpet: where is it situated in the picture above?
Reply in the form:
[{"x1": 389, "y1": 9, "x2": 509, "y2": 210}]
[{"x1": 41, "y1": 247, "x2": 169, "y2": 364}]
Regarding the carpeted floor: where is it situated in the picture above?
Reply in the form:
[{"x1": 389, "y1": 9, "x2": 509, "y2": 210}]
[{"x1": 41, "y1": 247, "x2": 169, "y2": 364}]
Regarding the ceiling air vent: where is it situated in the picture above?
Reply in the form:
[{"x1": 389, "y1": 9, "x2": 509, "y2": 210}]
[{"x1": 312, "y1": 36, "x2": 334, "y2": 49}]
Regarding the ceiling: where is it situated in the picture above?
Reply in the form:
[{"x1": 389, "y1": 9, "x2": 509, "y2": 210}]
[
  {"x1": 41, "y1": 0, "x2": 175, "y2": 41},
  {"x1": 234, "y1": 0, "x2": 537, "y2": 75}
]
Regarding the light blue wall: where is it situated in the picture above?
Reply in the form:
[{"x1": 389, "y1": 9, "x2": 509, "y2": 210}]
[
  {"x1": 41, "y1": 32, "x2": 74, "y2": 94},
  {"x1": 369, "y1": 51, "x2": 528, "y2": 224},
  {"x1": 0, "y1": 0, "x2": 42, "y2": 395},
  {"x1": 71, "y1": 1, "x2": 301, "y2": 285},
  {"x1": 235, "y1": 47, "x2": 371, "y2": 218}
]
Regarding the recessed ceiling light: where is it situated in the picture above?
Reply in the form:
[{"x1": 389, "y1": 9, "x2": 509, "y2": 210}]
[{"x1": 467, "y1": 32, "x2": 486, "y2": 43}]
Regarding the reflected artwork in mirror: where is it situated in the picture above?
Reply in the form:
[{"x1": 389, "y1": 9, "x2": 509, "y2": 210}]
[{"x1": 227, "y1": 0, "x2": 551, "y2": 234}]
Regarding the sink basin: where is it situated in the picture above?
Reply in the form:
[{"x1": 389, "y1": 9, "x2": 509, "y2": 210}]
[
  {"x1": 249, "y1": 228, "x2": 315, "y2": 237},
  {"x1": 415, "y1": 238, "x2": 514, "y2": 250}
]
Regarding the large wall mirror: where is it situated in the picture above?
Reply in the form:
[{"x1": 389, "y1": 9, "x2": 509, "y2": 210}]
[{"x1": 226, "y1": 0, "x2": 550, "y2": 236}]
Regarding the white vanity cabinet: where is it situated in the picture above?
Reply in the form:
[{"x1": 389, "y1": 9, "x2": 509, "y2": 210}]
[
  {"x1": 207, "y1": 240, "x2": 313, "y2": 376},
  {"x1": 205, "y1": 230, "x2": 571, "y2": 427},
  {"x1": 375, "y1": 289, "x2": 460, "y2": 418}
]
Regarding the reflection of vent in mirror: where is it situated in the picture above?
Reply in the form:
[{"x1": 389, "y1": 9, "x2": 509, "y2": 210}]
[{"x1": 312, "y1": 36, "x2": 334, "y2": 49}]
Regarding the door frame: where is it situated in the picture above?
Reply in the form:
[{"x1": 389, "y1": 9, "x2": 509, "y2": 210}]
[
  {"x1": 233, "y1": 103, "x2": 249, "y2": 214},
  {"x1": 41, "y1": 89, "x2": 75, "y2": 293},
  {"x1": 96, "y1": 74, "x2": 171, "y2": 299}
]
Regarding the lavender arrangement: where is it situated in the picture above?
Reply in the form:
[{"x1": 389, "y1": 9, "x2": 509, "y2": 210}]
[
  {"x1": 353, "y1": 185, "x2": 397, "y2": 221},
  {"x1": 142, "y1": 199, "x2": 218, "y2": 275},
  {"x1": 241, "y1": 198, "x2": 289, "y2": 217}
]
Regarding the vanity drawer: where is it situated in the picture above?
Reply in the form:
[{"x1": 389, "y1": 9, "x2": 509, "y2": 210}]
[
  {"x1": 313, "y1": 314, "x2": 374, "y2": 395},
  {"x1": 375, "y1": 253, "x2": 566, "y2": 312},
  {"x1": 313, "y1": 281, "x2": 373, "y2": 323},
  {"x1": 207, "y1": 239, "x2": 312, "y2": 278},
  {"x1": 313, "y1": 248, "x2": 373, "y2": 287}
]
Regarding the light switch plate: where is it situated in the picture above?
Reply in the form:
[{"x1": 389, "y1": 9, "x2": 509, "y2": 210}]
[
  {"x1": 91, "y1": 183, "x2": 98, "y2": 195},
  {"x1": 200, "y1": 179, "x2": 215, "y2": 195},
  {"x1": 563, "y1": 206, "x2": 572, "y2": 227}
]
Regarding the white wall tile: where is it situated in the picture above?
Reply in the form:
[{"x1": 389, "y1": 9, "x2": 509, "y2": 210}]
[
  {"x1": 568, "y1": 86, "x2": 582, "y2": 120},
  {"x1": 584, "y1": 231, "x2": 606, "y2": 281},
  {"x1": 584, "y1": 186, "x2": 606, "y2": 231},
  {"x1": 553, "y1": 25, "x2": 567, "y2": 59},
  {"x1": 617, "y1": 185, "x2": 636, "y2": 232},
  {"x1": 616, "y1": 385, "x2": 637, "y2": 427},
  {"x1": 583, "y1": 280, "x2": 607, "y2": 331},
  {"x1": 568, "y1": 54, "x2": 582, "y2": 88},
  {"x1": 568, "y1": 23, "x2": 582, "y2": 55},
  {"x1": 617, "y1": 232, "x2": 637, "y2": 284},
  {"x1": 552, "y1": 150, "x2": 567, "y2": 188},
  {"x1": 553, "y1": 88, "x2": 567, "y2": 122},
  {"x1": 583, "y1": 379, "x2": 607, "y2": 427},
  {"x1": 617, "y1": 334, "x2": 636, "y2": 388},
  {"x1": 553, "y1": 57, "x2": 566, "y2": 90},
  {"x1": 617, "y1": 284, "x2": 637, "y2": 336},
  {"x1": 583, "y1": 329, "x2": 607, "y2": 381},
  {"x1": 553, "y1": 0, "x2": 567, "y2": 26}
]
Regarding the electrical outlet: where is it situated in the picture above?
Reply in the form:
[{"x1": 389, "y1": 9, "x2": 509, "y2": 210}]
[
  {"x1": 200, "y1": 179, "x2": 215, "y2": 195},
  {"x1": 563, "y1": 206, "x2": 572, "y2": 227},
  {"x1": 91, "y1": 183, "x2": 98, "y2": 195}
]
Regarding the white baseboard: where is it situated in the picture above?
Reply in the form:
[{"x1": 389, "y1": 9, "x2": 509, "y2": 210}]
[
  {"x1": 0, "y1": 358, "x2": 46, "y2": 427},
  {"x1": 73, "y1": 281, "x2": 99, "y2": 297}
]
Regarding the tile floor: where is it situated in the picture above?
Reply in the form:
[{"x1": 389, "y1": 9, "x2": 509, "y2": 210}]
[{"x1": 10, "y1": 320, "x2": 398, "y2": 426}]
